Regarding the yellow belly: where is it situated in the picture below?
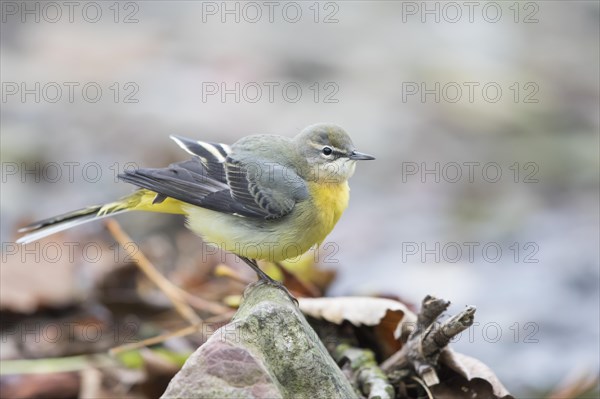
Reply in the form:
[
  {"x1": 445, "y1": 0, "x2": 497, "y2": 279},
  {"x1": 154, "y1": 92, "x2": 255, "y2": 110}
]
[{"x1": 183, "y1": 181, "x2": 350, "y2": 262}]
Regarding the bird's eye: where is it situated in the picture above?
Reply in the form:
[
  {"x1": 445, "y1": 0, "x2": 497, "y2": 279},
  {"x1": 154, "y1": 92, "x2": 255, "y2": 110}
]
[{"x1": 322, "y1": 146, "x2": 333, "y2": 156}]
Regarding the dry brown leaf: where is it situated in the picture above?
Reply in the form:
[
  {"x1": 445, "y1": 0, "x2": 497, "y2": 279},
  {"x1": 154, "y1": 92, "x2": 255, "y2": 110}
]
[
  {"x1": 298, "y1": 297, "x2": 417, "y2": 340},
  {"x1": 430, "y1": 348, "x2": 514, "y2": 399},
  {"x1": 0, "y1": 372, "x2": 80, "y2": 398},
  {"x1": 2, "y1": 238, "x2": 79, "y2": 312},
  {"x1": 1, "y1": 235, "x2": 120, "y2": 313}
]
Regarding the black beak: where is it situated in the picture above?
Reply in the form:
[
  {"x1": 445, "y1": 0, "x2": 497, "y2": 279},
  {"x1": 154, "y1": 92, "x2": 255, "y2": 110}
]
[{"x1": 349, "y1": 150, "x2": 375, "y2": 160}]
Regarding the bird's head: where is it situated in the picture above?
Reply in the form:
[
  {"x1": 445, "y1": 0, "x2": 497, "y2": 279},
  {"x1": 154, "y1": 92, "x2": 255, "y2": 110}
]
[{"x1": 293, "y1": 123, "x2": 375, "y2": 183}]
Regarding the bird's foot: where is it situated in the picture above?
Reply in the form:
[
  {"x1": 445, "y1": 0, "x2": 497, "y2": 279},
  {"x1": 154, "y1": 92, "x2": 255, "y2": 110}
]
[
  {"x1": 255, "y1": 277, "x2": 299, "y2": 306},
  {"x1": 239, "y1": 256, "x2": 299, "y2": 306}
]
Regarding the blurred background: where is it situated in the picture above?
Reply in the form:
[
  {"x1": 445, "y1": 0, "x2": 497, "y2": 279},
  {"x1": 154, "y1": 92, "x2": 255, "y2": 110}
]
[{"x1": 1, "y1": 1, "x2": 598, "y2": 397}]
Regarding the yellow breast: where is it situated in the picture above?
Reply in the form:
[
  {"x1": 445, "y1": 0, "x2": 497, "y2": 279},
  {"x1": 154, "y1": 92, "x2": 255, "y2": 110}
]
[{"x1": 306, "y1": 181, "x2": 350, "y2": 244}]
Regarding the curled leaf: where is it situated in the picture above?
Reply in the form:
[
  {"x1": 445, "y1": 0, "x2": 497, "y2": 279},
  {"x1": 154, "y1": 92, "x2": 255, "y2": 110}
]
[
  {"x1": 298, "y1": 297, "x2": 417, "y2": 340},
  {"x1": 431, "y1": 348, "x2": 514, "y2": 399}
]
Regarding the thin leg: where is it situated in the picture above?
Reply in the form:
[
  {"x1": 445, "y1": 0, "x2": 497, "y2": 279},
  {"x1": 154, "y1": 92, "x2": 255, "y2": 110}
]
[
  {"x1": 238, "y1": 256, "x2": 298, "y2": 305},
  {"x1": 239, "y1": 256, "x2": 276, "y2": 282}
]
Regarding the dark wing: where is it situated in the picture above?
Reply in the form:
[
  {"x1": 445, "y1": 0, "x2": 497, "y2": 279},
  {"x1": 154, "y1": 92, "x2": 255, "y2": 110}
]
[
  {"x1": 119, "y1": 157, "x2": 267, "y2": 218},
  {"x1": 119, "y1": 135, "x2": 308, "y2": 219},
  {"x1": 225, "y1": 157, "x2": 306, "y2": 219},
  {"x1": 170, "y1": 135, "x2": 230, "y2": 183}
]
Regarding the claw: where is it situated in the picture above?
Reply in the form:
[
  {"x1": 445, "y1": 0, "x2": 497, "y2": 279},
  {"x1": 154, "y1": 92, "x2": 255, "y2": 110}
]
[{"x1": 239, "y1": 256, "x2": 298, "y2": 306}]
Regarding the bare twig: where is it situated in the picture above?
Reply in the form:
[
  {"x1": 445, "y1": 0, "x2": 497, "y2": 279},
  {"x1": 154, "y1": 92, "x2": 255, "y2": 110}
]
[
  {"x1": 0, "y1": 355, "x2": 115, "y2": 375},
  {"x1": 418, "y1": 296, "x2": 450, "y2": 328},
  {"x1": 428, "y1": 306, "x2": 476, "y2": 352},
  {"x1": 381, "y1": 295, "x2": 475, "y2": 387},
  {"x1": 109, "y1": 324, "x2": 199, "y2": 355},
  {"x1": 108, "y1": 310, "x2": 235, "y2": 356},
  {"x1": 172, "y1": 285, "x2": 234, "y2": 315},
  {"x1": 105, "y1": 219, "x2": 202, "y2": 327}
]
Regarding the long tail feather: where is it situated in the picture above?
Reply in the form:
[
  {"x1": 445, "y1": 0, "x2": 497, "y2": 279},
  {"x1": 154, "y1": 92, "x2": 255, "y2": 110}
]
[
  {"x1": 16, "y1": 190, "x2": 186, "y2": 245},
  {"x1": 16, "y1": 205, "x2": 128, "y2": 244}
]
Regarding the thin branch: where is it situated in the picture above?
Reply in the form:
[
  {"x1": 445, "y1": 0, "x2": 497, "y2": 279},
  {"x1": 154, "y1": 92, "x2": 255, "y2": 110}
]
[
  {"x1": 109, "y1": 324, "x2": 199, "y2": 355},
  {"x1": 381, "y1": 296, "x2": 476, "y2": 388},
  {"x1": 108, "y1": 311, "x2": 235, "y2": 356},
  {"x1": 0, "y1": 355, "x2": 115, "y2": 375},
  {"x1": 105, "y1": 219, "x2": 202, "y2": 327},
  {"x1": 172, "y1": 285, "x2": 234, "y2": 315}
]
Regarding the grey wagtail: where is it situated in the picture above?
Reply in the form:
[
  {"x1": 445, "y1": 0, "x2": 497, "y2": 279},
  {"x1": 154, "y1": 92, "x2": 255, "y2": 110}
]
[{"x1": 17, "y1": 123, "x2": 374, "y2": 284}]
